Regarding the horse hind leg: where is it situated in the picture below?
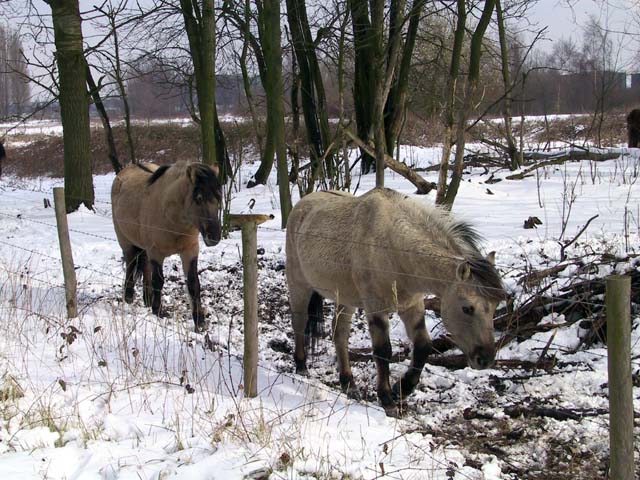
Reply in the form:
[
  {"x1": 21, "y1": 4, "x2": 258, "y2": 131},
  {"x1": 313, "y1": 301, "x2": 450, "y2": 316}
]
[
  {"x1": 123, "y1": 246, "x2": 144, "y2": 303},
  {"x1": 393, "y1": 302, "x2": 432, "y2": 400},
  {"x1": 290, "y1": 288, "x2": 319, "y2": 375},
  {"x1": 366, "y1": 312, "x2": 396, "y2": 416},
  {"x1": 333, "y1": 304, "x2": 359, "y2": 399}
]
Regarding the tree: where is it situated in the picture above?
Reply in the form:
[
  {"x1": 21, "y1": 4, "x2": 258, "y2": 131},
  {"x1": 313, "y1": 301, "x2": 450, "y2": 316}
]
[
  {"x1": 44, "y1": 0, "x2": 94, "y2": 212},
  {"x1": 257, "y1": 0, "x2": 292, "y2": 226},
  {"x1": 0, "y1": 25, "x2": 30, "y2": 119},
  {"x1": 436, "y1": 0, "x2": 495, "y2": 209},
  {"x1": 180, "y1": 0, "x2": 219, "y2": 173},
  {"x1": 285, "y1": 0, "x2": 334, "y2": 191}
]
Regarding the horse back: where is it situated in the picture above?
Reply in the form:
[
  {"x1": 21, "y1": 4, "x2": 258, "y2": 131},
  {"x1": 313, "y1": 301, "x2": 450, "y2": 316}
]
[{"x1": 111, "y1": 163, "x2": 160, "y2": 250}]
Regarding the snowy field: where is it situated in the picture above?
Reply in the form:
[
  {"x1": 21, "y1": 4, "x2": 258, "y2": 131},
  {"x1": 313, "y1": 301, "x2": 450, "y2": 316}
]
[{"x1": 0, "y1": 134, "x2": 639, "y2": 478}]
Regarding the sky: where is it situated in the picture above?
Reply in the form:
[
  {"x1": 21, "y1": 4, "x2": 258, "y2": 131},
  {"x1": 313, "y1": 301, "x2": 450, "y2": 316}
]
[{"x1": 527, "y1": 0, "x2": 637, "y2": 69}]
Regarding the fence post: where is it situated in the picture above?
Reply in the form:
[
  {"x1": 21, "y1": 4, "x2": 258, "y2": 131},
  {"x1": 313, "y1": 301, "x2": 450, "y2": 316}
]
[
  {"x1": 53, "y1": 187, "x2": 78, "y2": 318},
  {"x1": 606, "y1": 275, "x2": 634, "y2": 480},
  {"x1": 229, "y1": 213, "x2": 274, "y2": 398}
]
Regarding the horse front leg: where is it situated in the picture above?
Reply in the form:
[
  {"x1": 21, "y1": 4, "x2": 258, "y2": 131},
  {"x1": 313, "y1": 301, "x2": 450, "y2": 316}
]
[
  {"x1": 333, "y1": 305, "x2": 359, "y2": 399},
  {"x1": 149, "y1": 257, "x2": 165, "y2": 317},
  {"x1": 181, "y1": 253, "x2": 205, "y2": 331},
  {"x1": 366, "y1": 312, "x2": 396, "y2": 416},
  {"x1": 393, "y1": 302, "x2": 432, "y2": 400}
]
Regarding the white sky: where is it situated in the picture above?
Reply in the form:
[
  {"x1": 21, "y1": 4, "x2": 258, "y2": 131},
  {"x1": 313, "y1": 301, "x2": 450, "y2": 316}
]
[{"x1": 527, "y1": 0, "x2": 638, "y2": 69}]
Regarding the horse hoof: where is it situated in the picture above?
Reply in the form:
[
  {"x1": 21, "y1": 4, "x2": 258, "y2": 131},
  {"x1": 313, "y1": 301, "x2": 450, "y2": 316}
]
[
  {"x1": 194, "y1": 321, "x2": 208, "y2": 333},
  {"x1": 383, "y1": 403, "x2": 400, "y2": 418},
  {"x1": 295, "y1": 366, "x2": 309, "y2": 376},
  {"x1": 124, "y1": 291, "x2": 134, "y2": 304},
  {"x1": 392, "y1": 380, "x2": 415, "y2": 401},
  {"x1": 342, "y1": 384, "x2": 362, "y2": 401}
]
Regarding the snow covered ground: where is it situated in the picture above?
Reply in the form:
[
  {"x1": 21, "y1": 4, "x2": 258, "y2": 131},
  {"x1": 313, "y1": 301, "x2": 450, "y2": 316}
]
[{"x1": 0, "y1": 139, "x2": 639, "y2": 479}]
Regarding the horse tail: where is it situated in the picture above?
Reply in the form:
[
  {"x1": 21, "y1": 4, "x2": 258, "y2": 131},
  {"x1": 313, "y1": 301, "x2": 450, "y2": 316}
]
[{"x1": 306, "y1": 291, "x2": 324, "y2": 354}]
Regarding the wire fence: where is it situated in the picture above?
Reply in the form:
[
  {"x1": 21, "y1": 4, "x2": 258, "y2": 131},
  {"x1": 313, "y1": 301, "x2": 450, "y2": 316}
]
[{"x1": 0, "y1": 188, "x2": 636, "y2": 478}]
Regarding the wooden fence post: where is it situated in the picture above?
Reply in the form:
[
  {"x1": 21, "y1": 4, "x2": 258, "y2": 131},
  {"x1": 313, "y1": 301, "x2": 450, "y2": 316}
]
[
  {"x1": 606, "y1": 275, "x2": 634, "y2": 480},
  {"x1": 53, "y1": 187, "x2": 78, "y2": 318},
  {"x1": 229, "y1": 213, "x2": 274, "y2": 398}
]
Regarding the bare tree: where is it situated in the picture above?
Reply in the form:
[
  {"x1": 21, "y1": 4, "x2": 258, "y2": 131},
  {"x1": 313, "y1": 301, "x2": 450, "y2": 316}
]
[{"x1": 44, "y1": 0, "x2": 94, "y2": 212}]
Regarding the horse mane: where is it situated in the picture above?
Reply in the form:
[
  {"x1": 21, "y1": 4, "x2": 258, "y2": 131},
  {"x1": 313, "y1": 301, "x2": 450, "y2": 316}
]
[
  {"x1": 384, "y1": 189, "x2": 507, "y2": 300},
  {"x1": 147, "y1": 164, "x2": 170, "y2": 185}
]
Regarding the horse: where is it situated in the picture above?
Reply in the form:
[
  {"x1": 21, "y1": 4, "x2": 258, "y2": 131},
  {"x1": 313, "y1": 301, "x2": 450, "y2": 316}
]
[
  {"x1": 111, "y1": 161, "x2": 222, "y2": 331},
  {"x1": 285, "y1": 188, "x2": 507, "y2": 416},
  {"x1": 627, "y1": 109, "x2": 640, "y2": 148}
]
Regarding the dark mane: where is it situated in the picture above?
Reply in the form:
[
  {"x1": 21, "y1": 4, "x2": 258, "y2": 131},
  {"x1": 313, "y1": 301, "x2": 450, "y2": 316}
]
[
  {"x1": 450, "y1": 220, "x2": 483, "y2": 253},
  {"x1": 466, "y1": 255, "x2": 508, "y2": 301},
  {"x1": 190, "y1": 163, "x2": 222, "y2": 202},
  {"x1": 147, "y1": 164, "x2": 170, "y2": 185}
]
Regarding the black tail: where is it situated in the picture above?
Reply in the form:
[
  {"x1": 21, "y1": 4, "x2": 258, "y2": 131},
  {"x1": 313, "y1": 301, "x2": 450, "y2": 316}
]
[
  {"x1": 306, "y1": 291, "x2": 324, "y2": 354},
  {"x1": 133, "y1": 248, "x2": 147, "y2": 280}
]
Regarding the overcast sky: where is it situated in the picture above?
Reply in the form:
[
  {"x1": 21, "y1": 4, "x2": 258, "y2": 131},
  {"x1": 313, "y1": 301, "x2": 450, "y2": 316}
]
[{"x1": 527, "y1": 0, "x2": 637, "y2": 68}]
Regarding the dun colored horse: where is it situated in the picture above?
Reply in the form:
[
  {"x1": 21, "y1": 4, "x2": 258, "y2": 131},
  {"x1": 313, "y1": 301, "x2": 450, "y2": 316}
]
[
  {"x1": 286, "y1": 188, "x2": 507, "y2": 416},
  {"x1": 627, "y1": 109, "x2": 640, "y2": 148},
  {"x1": 111, "y1": 162, "x2": 222, "y2": 330}
]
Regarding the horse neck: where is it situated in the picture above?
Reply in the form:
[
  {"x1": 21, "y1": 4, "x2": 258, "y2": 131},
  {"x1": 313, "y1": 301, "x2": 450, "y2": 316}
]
[
  {"x1": 154, "y1": 173, "x2": 192, "y2": 229},
  {"x1": 391, "y1": 224, "x2": 467, "y2": 297}
]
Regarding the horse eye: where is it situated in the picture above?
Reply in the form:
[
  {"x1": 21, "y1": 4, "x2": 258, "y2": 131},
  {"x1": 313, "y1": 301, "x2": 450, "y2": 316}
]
[
  {"x1": 462, "y1": 306, "x2": 474, "y2": 316},
  {"x1": 195, "y1": 194, "x2": 204, "y2": 204}
]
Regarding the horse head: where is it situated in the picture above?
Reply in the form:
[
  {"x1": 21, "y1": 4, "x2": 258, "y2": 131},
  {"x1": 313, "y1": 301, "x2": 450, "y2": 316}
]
[
  {"x1": 439, "y1": 252, "x2": 506, "y2": 369},
  {"x1": 185, "y1": 164, "x2": 222, "y2": 246}
]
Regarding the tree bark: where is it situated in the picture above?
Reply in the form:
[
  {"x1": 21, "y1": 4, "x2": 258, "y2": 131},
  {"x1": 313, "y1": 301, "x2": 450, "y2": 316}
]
[
  {"x1": 258, "y1": 0, "x2": 291, "y2": 226},
  {"x1": 441, "y1": 0, "x2": 495, "y2": 209},
  {"x1": 286, "y1": 0, "x2": 334, "y2": 187},
  {"x1": 181, "y1": 0, "x2": 217, "y2": 173},
  {"x1": 435, "y1": 0, "x2": 466, "y2": 205},
  {"x1": 349, "y1": 0, "x2": 376, "y2": 174},
  {"x1": 384, "y1": 0, "x2": 425, "y2": 155},
  {"x1": 46, "y1": 0, "x2": 94, "y2": 213},
  {"x1": 495, "y1": 0, "x2": 518, "y2": 170},
  {"x1": 86, "y1": 66, "x2": 121, "y2": 174}
]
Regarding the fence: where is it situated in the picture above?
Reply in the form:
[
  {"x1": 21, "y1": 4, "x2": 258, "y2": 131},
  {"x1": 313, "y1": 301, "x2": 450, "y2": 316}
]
[{"x1": 0, "y1": 183, "x2": 638, "y2": 477}]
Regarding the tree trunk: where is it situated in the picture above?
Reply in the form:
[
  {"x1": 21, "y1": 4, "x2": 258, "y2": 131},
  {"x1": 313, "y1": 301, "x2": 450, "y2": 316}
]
[
  {"x1": 46, "y1": 0, "x2": 94, "y2": 213},
  {"x1": 181, "y1": 0, "x2": 217, "y2": 170},
  {"x1": 495, "y1": 0, "x2": 518, "y2": 170},
  {"x1": 349, "y1": 0, "x2": 376, "y2": 174},
  {"x1": 258, "y1": 0, "x2": 291, "y2": 226},
  {"x1": 441, "y1": 0, "x2": 495, "y2": 209},
  {"x1": 384, "y1": 0, "x2": 425, "y2": 155},
  {"x1": 435, "y1": 0, "x2": 466, "y2": 206},
  {"x1": 86, "y1": 66, "x2": 121, "y2": 174}
]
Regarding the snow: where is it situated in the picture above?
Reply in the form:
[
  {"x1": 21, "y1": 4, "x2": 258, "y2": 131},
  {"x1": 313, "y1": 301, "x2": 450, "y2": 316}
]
[{"x1": 0, "y1": 132, "x2": 639, "y2": 478}]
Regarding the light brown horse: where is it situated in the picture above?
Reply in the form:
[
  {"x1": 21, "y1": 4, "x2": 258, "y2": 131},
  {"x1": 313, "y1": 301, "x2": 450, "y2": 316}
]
[
  {"x1": 111, "y1": 162, "x2": 222, "y2": 330},
  {"x1": 286, "y1": 188, "x2": 507, "y2": 416}
]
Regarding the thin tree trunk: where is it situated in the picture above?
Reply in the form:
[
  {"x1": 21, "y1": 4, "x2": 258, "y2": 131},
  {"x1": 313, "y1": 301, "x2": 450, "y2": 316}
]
[
  {"x1": 181, "y1": 0, "x2": 217, "y2": 170},
  {"x1": 495, "y1": 0, "x2": 518, "y2": 170},
  {"x1": 441, "y1": 0, "x2": 496, "y2": 209},
  {"x1": 86, "y1": 66, "x2": 121, "y2": 174},
  {"x1": 436, "y1": 0, "x2": 466, "y2": 205},
  {"x1": 258, "y1": 0, "x2": 291, "y2": 225},
  {"x1": 384, "y1": 0, "x2": 425, "y2": 155},
  {"x1": 349, "y1": 0, "x2": 376, "y2": 174},
  {"x1": 46, "y1": 0, "x2": 94, "y2": 213}
]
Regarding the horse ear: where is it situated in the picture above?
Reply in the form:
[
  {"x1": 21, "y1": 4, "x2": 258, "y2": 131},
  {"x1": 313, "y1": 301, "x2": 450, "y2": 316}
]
[
  {"x1": 486, "y1": 251, "x2": 496, "y2": 265},
  {"x1": 186, "y1": 164, "x2": 197, "y2": 184},
  {"x1": 456, "y1": 261, "x2": 471, "y2": 282},
  {"x1": 211, "y1": 163, "x2": 220, "y2": 179}
]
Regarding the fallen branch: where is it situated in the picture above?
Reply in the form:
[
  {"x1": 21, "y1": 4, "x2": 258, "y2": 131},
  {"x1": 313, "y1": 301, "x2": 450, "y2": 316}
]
[
  {"x1": 505, "y1": 150, "x2": 621, "y2": 180},
  {"x1": 343, "y1": 128, "x2": 437, "y2": 194}
]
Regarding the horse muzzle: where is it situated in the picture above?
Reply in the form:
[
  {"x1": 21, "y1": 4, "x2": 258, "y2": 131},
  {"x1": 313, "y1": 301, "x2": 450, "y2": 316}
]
[
  {"x1": 468, "y1": 345, "x2": 496, "y2": 370},
  {"x1": 203, "y1": 233, "x2": 221, "y2": 247}
]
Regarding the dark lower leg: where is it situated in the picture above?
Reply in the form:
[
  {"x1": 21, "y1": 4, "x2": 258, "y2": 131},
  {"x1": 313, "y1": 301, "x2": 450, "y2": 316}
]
[
  {"x1": 150, "y1": 260, "x2": 164, "y2": 316},
  {"x1": 186, "y1": 257, "x2": 204, "y2": 329},
  {"x1": 394, "y1": 328, "x2": 431, "y2": 398},
  {"x1": 369, "y1": 315, "x2": 394, "y2": 409}
]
